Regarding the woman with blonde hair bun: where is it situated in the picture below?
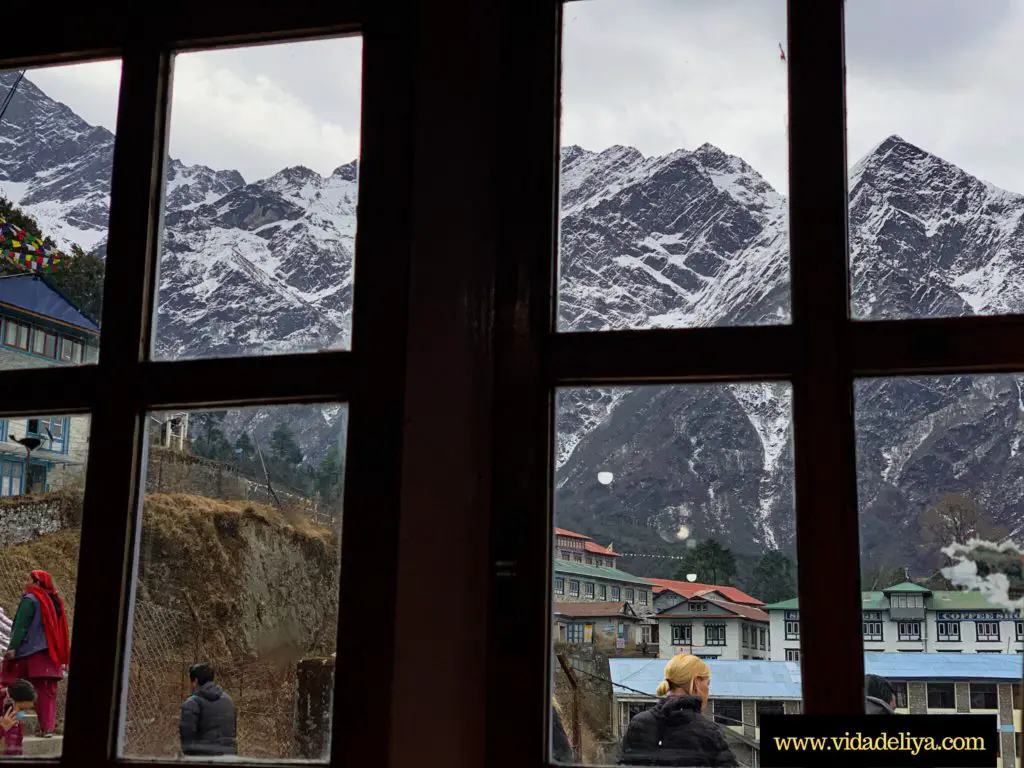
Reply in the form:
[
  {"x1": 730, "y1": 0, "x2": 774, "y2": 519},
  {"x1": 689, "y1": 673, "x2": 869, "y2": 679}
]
[{"x1": 619, "y1": 654, "x2": 736, "y2": 766}]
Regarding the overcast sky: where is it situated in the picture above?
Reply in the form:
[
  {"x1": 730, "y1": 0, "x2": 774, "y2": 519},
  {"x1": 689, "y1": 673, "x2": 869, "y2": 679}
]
[{"x1": 25, "y1": 0, "x2": 1024, "y2": 193}]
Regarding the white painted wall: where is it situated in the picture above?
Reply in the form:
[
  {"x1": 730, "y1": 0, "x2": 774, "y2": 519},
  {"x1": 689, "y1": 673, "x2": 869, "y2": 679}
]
[{"x1": 657, "y1": 617, "x2": 769, "y2": 660}]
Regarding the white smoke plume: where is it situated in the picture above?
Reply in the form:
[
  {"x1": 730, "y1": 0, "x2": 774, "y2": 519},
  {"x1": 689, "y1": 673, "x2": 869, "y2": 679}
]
[{"x1": 941, "y1": 537, "x2": 1024, "y2": 611}]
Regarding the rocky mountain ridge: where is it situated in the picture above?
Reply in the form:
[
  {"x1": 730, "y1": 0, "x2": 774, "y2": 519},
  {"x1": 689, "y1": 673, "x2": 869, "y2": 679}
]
[{"x1": 4, "y1": 71, "x2": 1024, "y2": 577}]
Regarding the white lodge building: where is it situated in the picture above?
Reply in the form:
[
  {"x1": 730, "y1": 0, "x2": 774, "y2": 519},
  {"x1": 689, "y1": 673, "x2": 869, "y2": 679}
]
[
  {"x1": 765, "y1": 582, "x2": 1024, "y2": 660},
  {"x1": 656, "y1": 594, "x2": 771, "y2": 661}
]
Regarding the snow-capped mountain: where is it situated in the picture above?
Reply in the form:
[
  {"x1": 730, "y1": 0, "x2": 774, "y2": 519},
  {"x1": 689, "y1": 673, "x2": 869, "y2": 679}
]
[
  {"x1": 5, "y1": 70, "x2": 1024, "y2": 579},
  {"x1": 555, "y1": 132, "x2": 1024, "y2": 576},
  {"x1": 0, "y1": 71, "x2": 353, "y2": 458}
]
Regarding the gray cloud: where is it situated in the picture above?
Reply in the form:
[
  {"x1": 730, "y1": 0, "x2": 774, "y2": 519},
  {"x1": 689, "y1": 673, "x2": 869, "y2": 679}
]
[{"x1": 20, "y1": 3, "x2": 1024, "y2": 196}]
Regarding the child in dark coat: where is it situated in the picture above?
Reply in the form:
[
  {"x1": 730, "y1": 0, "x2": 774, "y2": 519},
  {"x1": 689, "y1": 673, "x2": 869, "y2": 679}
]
[{"x1": 0, "y1": 679, "x2": 37, "y2": 756}]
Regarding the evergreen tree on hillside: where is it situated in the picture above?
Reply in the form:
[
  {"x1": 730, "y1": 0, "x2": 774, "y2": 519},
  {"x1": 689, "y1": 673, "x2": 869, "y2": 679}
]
[
  {"x1": 46, "y1": 245, "x2": 104, "y2": 323},
  {"x1": 672, "y1": 539, "x2": 737, "y2": 586},
  {"x1": 234, "y1": 432, "x2": 254, "y2": 460},
  {"x1": 0, "y1": 196, "x2": 104, "y2": 323},
  {"x1": 747, "y1": 550, "x2": 796, "y2": 603},
  {"x1": 269, "y1": 422, "x2": 303, "y2": 465},
  {"x1": 315, "y1": 443, "x2": 344, "y2": 505},
  {"x1": 191, "y1": 411, "x2": 231, "y2": 461}
]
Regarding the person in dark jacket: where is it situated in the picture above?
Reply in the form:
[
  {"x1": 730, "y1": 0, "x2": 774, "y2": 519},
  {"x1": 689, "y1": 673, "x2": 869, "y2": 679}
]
[
  {"x1": 619, "y1": 653, "x2": 737, "y2": 766},
  {"x1": 552, "y1": 697, "x2": 574, "y2": 763},
  {"x1": 865, "y1": 674, "x2": 896, "y2": 715},
  {"x1": 179, "y1": 662, "x2": 237, "y2": 756}
]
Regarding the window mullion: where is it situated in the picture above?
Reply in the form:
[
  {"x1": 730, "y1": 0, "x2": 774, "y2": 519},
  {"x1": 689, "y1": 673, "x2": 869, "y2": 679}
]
[
  {"x1": 329, "y1": 14, "x2": 416, "y2": 768},
  {"x1": 62, "y1": 46, "x2": 172, "y2": 762},
  {"x1": 787, "y1": 0, "x2": 864, "y2": 715}
]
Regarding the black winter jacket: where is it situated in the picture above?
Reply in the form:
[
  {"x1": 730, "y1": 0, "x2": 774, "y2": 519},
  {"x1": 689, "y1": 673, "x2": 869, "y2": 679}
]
[
  {"x1": 619, "y1": 695, "x2": 737, "y2": 766},
  {"x1": 180, "y1": 682, "x2": 238, "y2": 756},
  {"x1": 865, "y1": 696, "x2": 895, "y2": 715},
  {"x1": 552, "y1": 709, "x2": 574, "y2": 763}
]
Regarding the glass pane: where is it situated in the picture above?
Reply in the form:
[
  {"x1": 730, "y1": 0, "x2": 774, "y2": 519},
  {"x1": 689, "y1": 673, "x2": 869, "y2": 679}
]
[
  {"x1": 152, "y1": 37, "x2": 362, "y2": 361},
  {"x1": 553, "y1": 383, "x2": 799, "y2": 765},
  {"x1": 121, "y1": 404, "x2": 346, "y2": 760},
  {"x1": 0, "y1": 411, "x2": 89, "y2": 757},
  {"x1": 0, "y1": 64, "x2": 115, "y2": 368},
  {"x1": 558, "y1": 1, "x2": 790, "y2": 333},
  {"x1": 847, "y1": 2, "x2": 1024, "y2": 320},
  {"x1": 855, "y1": 374, "x2": 1023, "y2": 757}
]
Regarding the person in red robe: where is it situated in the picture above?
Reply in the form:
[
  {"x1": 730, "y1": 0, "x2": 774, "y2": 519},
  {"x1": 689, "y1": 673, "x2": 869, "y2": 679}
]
[{"x1": 2, "y1": 571, "x2": 70, "y2": 737}]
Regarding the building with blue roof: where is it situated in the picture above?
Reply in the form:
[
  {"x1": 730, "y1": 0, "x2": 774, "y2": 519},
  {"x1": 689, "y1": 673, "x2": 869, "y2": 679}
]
[
  {"x1": 0, "y1": 274, "x2": 97, "y2": 495},
  {"x1": 609, "y1": 654, "x2": 1023, "y2": 767}
]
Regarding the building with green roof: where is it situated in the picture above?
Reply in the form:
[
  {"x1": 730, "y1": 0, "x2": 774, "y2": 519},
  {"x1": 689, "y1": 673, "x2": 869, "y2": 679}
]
[
  {"x1": 763, "y1": 582, "x2": 1023, "y2": 660},
  {"x1": 553, "y1": 559, "x2": 654, "y2": 616}
]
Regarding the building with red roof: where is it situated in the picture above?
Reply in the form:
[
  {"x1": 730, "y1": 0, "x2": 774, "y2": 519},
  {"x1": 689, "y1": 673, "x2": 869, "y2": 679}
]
[
  {"x1": 644, "y1": 577, "x2": 763, "y2": 607},
  {"x1": 555, "y1": 527, "x2": 621, "y2": 569}
]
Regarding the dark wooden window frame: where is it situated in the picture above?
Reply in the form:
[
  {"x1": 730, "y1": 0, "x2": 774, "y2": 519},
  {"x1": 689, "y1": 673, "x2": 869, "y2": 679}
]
[
  {"x1": 5, "y1": 2, "x2": 1024, "y2": 768},
  {"x1": 1, "y1": 4, "x2": 414, "y2": 768},
  {"x1": 486, "y1": 1, "x2": 1024, "y2": 766}
]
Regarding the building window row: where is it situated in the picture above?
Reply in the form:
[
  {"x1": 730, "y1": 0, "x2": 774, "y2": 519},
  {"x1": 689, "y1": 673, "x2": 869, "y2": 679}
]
[
  {"x1": 669, "y1": 623, "x2": 728, "y2": 648},
  {"x1": 976, "y1": 621, "x2": 1000, "y2": 642},
  {"x1": 890, "y1": 594, "x2": 925, "y2": 609},
  {"x1": 553, "y1": 576, "x2": 646, "y2": 605},
  {"x1": 2, "y1": 318, "x2": 85, "y2": 363},
  {"x1": 898, "y1": 621, "x2": 921, "y2": 641}
]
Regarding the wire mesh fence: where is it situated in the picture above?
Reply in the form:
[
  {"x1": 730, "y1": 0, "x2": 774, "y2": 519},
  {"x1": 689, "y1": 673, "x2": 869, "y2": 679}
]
[
  {"x1": 122, "y1": 598, "x2": 300, "y2": 758},
  {"x1": 0, "y1": 527, "x2": 304, "y2": 758}
]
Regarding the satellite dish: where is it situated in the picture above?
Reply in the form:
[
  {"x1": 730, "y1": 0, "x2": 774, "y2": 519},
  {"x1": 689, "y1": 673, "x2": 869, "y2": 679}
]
[
  {"x1": 597, "y1": 471, "x2": 614, "y2": 485},
  {"x1": 686, "y1": 573, "x2": 698, "y2": 583}
]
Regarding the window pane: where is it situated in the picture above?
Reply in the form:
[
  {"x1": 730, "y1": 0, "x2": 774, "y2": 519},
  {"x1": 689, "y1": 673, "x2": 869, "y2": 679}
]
[
  {"x1": 121, "y1": 405, "x2": 346, "y2": 760},
  {"x1": 151, "y1": 37, "x2": 362, "y2": 361},
  {"x1": 0, "y1": 410, "x2": 89, "y2": 756},
  {"x1": 554, "y1": 383, "x2": 798, "y2": 766},
  {"x1": 558, "y1": 1, "x2": 790, "y2": 334},
  {"x1": 856, "y1": 374, "x2": 1023, "y2": 744},
  {"x1": 846, "y1": 3, "x2": 1024, "y2": 320},
  {"x1": 0, "y1": 65, "x2": 114, "y2": 367}
]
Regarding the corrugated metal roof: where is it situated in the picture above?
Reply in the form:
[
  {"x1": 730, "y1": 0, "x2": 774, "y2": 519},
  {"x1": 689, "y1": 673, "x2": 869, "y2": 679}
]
[
  {"x1": 554, "y1": 560, "x2": 650, "y2": 586},
  {"x1": 610, "y1": 653, "x2": 1023, "y2": 700},
  {"x1": 0, "y1": 275, "x2": 99, "y2": 333},
  {"x1": 863, "y1": 652, "x2": 1022, "y2": 681}
]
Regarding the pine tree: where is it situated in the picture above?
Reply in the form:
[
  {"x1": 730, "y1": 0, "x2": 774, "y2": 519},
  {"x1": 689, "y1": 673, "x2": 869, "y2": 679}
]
[
  {"x1": 747, "y1": 551, "x2": 796, "y2": 603},
  {"x1": 269, "y1": 422, "x2": 303, "y2": 465},
  {"x1": 234, "y1": 432, "x2": 254, "y2": 459},
  {"x1": 672, "y1": 539, "x2": 737, "y2": 585}
]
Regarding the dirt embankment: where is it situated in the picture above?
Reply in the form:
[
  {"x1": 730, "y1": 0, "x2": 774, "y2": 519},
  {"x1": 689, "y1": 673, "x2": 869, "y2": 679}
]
[{"x1": 0, "y1": 493, "x2": 341, "y2": 661}]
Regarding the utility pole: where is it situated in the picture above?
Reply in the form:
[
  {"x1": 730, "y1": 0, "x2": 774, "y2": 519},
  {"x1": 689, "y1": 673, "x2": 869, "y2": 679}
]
[{"x1": 556, "y1": 653, "x2": 582, "y2": 762}]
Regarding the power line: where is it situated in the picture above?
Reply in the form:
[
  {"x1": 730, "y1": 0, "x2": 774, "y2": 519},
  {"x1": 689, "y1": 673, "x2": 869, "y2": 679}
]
[
  {"x1": 566, "y1": 661, "x2": 763, "y2": 731},
  {"x1": 0, "y1": 72, "x2": 25, "y2": 127},
  {"x1": 616, "y1": 552, "x2": 695, "y2": 560}
]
